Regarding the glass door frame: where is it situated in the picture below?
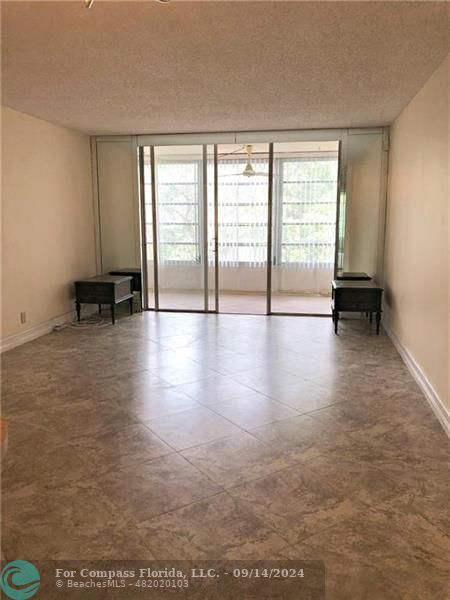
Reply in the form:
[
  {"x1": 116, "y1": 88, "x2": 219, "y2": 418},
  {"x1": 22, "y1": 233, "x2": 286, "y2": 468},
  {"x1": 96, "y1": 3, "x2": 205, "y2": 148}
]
[
  {"x1": 267, "y1": 139, "x2": 343, "y2": 317},
  {"x1": 138, "y1": 143, "x2": 219, "y2": 313},
  {"x1": 265, "y1": 142, "x2": 274, "y2": 315},
  {"x1": 137, "y1": 130, "x2": 349, "y2": 316}
]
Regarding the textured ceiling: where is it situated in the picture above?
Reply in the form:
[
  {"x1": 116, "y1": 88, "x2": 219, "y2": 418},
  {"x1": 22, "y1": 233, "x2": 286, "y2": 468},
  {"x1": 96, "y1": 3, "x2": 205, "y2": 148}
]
[{"x1": 2, "y1": 1, "x2": 448, "y2": 135}]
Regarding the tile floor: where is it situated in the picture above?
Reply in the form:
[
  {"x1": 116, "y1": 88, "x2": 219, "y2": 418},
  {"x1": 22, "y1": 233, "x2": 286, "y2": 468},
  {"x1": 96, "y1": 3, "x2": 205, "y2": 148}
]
[{"x1": 2, "y1": 310, "x2": 449, "y2": 598}]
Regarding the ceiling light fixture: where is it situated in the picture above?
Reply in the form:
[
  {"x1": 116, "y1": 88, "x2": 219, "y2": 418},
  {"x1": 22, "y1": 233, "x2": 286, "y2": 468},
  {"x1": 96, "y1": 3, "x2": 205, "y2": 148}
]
[{"x1": 84, "y1": 0, "x2": 170, "y2": 7}]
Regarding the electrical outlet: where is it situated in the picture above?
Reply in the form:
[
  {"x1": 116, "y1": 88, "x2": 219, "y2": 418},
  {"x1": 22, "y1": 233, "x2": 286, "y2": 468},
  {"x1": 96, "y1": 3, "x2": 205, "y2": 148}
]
[{"x1": 20, "y1": 312, "x2": 27, "y2": 324}]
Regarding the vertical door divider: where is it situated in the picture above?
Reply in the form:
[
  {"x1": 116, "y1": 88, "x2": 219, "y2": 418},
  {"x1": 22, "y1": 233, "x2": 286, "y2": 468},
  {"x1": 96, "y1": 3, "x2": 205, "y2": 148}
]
[
  {"x1": 214, "y1": 144, "x2": 219, "y2": 313},
  {"x1": 266, "y1": 143, "x2": 274, "y2": 315},
  {"x1": 202, "y1": 145, "x2": 209, "y2": 312},
  {"x1": 150, "y1": 146, "x2": 159, "y2": 310},
  {"x1": 333, "y1": 139, "x2": 343, "y2": 279},
  {"x1": 138, "y1": 147, "x2": 149, "y2": 309}
]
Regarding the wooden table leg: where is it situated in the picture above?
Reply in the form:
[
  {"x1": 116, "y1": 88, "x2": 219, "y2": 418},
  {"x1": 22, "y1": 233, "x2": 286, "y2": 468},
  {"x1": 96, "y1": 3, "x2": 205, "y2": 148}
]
[
  {"x1": 111, "y1": 304, "x2": 115, "y2": 325},
  {"x1": 76, "y1": 301, "x2": 81, "y2": 322},
  {"x1": 376, "y1": 312, "x2": 381, "y2": 335},
  {"x1": 332, "y1": 310, "x2": 339, "y2": 334},
  {"x1": 98, "y1": 304, "x2": 102, "y2": 314},
  {"x1": 129, "y1": 297, "x2": 133, "y2": 315}
]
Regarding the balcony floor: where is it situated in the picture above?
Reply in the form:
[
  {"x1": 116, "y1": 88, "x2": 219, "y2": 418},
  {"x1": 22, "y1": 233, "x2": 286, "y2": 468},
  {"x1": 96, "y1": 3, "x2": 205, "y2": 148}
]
[{"x1": 149, "y1": 291, "x2": 331, "y2": 315}]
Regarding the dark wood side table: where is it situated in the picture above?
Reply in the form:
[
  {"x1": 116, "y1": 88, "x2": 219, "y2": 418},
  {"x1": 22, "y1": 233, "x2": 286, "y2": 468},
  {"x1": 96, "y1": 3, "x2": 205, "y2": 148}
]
[
  {"x1": 75, "y1": 275, "x2": 133, "y2": 325},
  {"x1": 336, "y1": 272, "x2": 372, "y2": 281},
  {"x1": 109, "y1": 268, "x2": 142, "y2": 308},
  {"x1": 331, "y1": 280, "x2": 384, "y2": 334}
]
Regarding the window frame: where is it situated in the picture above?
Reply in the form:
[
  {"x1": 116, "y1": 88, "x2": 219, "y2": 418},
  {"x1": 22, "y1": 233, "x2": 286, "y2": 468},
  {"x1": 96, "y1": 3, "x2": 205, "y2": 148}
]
[
  {"x1": 155, "y1": 158, "x2": 204, "y2": 266},
  {"x1": 274, "y1": 156, "x2": 339, "y2": 268}
]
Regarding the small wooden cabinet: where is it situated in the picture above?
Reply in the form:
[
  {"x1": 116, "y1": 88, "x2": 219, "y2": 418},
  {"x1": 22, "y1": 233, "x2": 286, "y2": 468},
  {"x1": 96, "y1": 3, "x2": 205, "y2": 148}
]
[
  {"x1": 109, "y1": 268, "x2": 142, "y2": 307},
  {"x1": 75, "y1": 275, "x2": 133, "y2": 324},
  {"x1": 331, "y1": 280, "x2": 383, "y2": 334}
]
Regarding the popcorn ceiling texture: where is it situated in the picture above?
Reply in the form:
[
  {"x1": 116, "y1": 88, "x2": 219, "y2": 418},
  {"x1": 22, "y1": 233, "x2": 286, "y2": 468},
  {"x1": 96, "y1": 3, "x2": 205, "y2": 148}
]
[{"x1": 1, "y1": 1, "x2": 448, "y2": 135}]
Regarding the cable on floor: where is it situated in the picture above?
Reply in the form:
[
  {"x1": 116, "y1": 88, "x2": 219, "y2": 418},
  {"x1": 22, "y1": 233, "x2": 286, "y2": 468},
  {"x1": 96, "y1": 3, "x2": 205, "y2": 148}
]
[{"x1": 53, "y1": 316, "x2": 112, "y2": 331}]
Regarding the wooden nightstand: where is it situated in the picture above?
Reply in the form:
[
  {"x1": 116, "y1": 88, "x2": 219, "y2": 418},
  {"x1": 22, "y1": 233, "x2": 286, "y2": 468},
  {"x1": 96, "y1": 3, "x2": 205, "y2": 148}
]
[
  {"x1": 331, "y1": 280, "x2": 384, "y2": 334},
  {"x1": 75, "y1": 275, "x2": 133, "y2": 325}
]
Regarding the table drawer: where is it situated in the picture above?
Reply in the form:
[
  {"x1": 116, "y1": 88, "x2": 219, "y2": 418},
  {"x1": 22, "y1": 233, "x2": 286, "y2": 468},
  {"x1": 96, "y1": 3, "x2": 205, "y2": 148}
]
[
  {"x1": 114, "y1": 279, "x2": 132, "y2": 301},
  {"x1": 334, "y1": 289, "x2": 381, "y2": 312},
  {"x1": 75, "y1": 282, "x2": 113, "y2": 303},
  {"x1": 75, "y1": 279, "x2": 131, "y2": 304}
]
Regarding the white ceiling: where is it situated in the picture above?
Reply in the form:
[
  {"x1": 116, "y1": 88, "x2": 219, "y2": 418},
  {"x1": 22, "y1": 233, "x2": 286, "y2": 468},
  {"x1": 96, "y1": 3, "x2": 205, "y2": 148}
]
[{"x1": 2, "y1": 1, "x2": 448, "y2": 135}]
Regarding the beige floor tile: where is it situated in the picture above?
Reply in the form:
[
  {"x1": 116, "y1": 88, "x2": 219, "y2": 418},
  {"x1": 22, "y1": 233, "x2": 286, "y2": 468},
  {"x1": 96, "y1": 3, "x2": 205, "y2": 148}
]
[
  {"x1": 228, "y1": 366, "x2": 306, "y2": 395},
  {"x1": 19, "y1": 397, "x2": 138, "y2": 441},
  {"x1": 362, "y1": 462, "x2": 450, "y2": 536},
  {"x1": 210, "y1": 393, "x2": 299, "y2": 429},
  {"x1": 72, "y1": 423, "x2": 174, "y2": 469},
  {"x1": 229, "y1": 464, "x2": 365, "y2": 545},
  {"x1": 120, "y1": 386, "x2": 202, "y2": 420},
  {"x1": 102, "y1": 369, "x2": 171, "y2": 400},
  {"x1": 294, "y1": 549, "x2": 403, "y2": 600},
  {"x1": 250, "y1": 414, "x2": 355, "y2": 462},
  {"x1": 148, "y1": 363, "x2": 218, "y2": 386},
  {"x1": 309, "y1": 398, "x2": 390, "y2": 433},
  {"x1": 2, "y1": 481, "x2": 154, "y2": 560},
  {"x1": 348, "y1": 418, "x2": 450, "y2": 464},
  {"x1": 96, "y1": 453, "x2": 222, "y2": 523},
  {"x1": 266, "y1": 379, "x2": 348, "y2": 414},
  {"x1": 304, "y1": 448, "x2": 405, "y2": 506},
  {"x1": 175, "y1": 374, "x2": 255, "y2": 405},
  {"x1": 143, "y1": 406, "x2": 243, "y2": 450},
  {"x1": 295, "y1": 495, "x2": 450, "y2": 599},
  {"x1": 181, "y1": 431, "x2": 295, "y2": 488},
  {"x1": 2, "y1": 420, "x2": 106, "y2": 491},
  {"x1": 138, "y1": 492, "x2": 291, "y2": 559}
]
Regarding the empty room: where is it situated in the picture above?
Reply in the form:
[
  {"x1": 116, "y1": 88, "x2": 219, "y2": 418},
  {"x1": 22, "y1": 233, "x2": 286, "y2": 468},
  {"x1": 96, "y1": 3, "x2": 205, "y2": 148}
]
[{"x1": 1, "y1": 1, "x2": 449, "y2": 598}]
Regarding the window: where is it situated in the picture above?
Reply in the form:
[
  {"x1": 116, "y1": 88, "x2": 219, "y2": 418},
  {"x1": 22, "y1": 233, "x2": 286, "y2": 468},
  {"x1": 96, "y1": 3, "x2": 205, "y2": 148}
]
[
  {"x1": 277, "y1": 158, "x2": 338, "y2": 267},
  {"x1": 156, "y1": 161, "x2": 202, "y2": 263},
  {"x1": 153, "y1": 155, "x2": 338, "y2": 268},
  {"x1": 215, "y1": 158, "x2": 269, "y2": 267}
]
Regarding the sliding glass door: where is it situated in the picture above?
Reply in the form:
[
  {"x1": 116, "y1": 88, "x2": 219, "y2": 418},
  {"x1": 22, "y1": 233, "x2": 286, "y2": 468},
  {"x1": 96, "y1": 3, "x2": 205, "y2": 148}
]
[
  {"x1": 270, "y1": 141, "x2": 339, "y2": 315},
  {"x1": 215, "y1": 143, "x2": 269, "y2": 314},
  {"x1": 140, "y1": 144, "x2": 216, "y2": 312},
  {"x1": 155, "y1": 145, "x2": 205, "y2": 310},
  {"x1": 139, "y1": 137, "x2": 341, "y2": 316}
]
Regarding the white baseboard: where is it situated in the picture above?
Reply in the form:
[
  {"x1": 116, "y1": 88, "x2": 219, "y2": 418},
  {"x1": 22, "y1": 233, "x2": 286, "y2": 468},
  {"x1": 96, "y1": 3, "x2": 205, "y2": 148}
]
[
  {"x1": 383, "y1": 323, "x2": 450, "y2": 437},
  {"x1": 0, "y1": 305, "x2": 97, "y2": 353},
  {"x1": 1, "y1": 310, "x2": 76, "y2": 353}
]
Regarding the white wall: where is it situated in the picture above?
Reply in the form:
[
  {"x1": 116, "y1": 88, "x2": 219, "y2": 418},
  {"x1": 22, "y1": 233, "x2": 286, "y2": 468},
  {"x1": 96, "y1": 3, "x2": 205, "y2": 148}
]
[
  {"x1": 96, "y1": 139, "x2": 140, "y2": 273},
  {"x1": 384, "y1": 56, "x2": 449, "y2": 420},
  {"x1": 1, "y1": 107, "x2": 96, "y2": 345}
]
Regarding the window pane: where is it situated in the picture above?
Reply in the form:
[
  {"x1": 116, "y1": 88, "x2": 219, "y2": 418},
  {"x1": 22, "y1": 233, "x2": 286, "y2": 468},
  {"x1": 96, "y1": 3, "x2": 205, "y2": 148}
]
[
  {"x1": 159, "y1": 223, "x2": 198, "y2": 244},
  {"x1": 279, "y1": 158, "x2": 338, "y2": 266},
  {"x1": 215, "y1": 155, "x2": 269, "y2": 267},
  {"x1": 161, "y1": 244, "x2": 199, "y2": 262},
  {"x1": 159, "y1": 203, "x2": 198, "y2": 223},
  {"x1": 158, "y1": 184, "x2": 197, "y2": 205},
  {"x1": 155, "y1": 158, "x2": 201, "y2": 265}
]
